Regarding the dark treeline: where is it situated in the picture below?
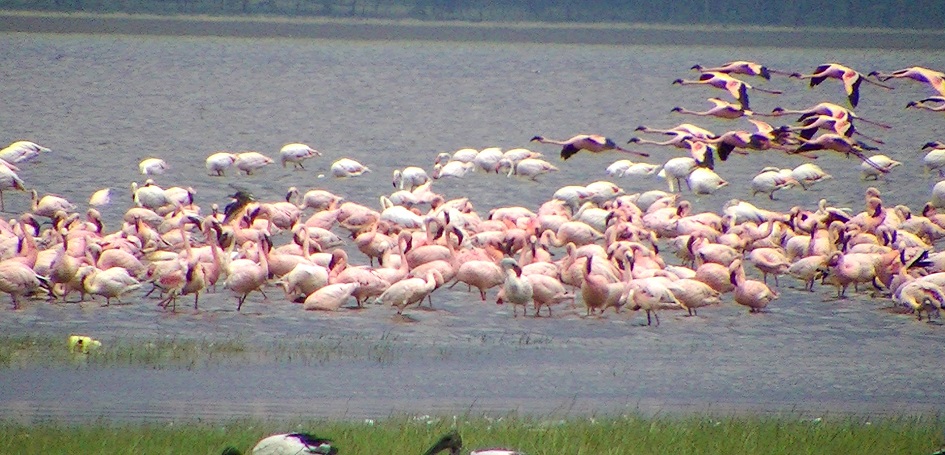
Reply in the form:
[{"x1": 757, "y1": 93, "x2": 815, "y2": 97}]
[{"x1": 4, "y1": 0, "x2": 944, "y2": 29}]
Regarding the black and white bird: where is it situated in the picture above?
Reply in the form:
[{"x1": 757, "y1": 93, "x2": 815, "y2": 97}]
[
  {"x1": 423, "y1": 431, "x2": 524, "y2": 455},
  {"x1": 221, "y1": 432, "x2": 337, "y2": 455}
]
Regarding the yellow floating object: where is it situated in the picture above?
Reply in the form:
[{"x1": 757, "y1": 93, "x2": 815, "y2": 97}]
[{"x1": 68, "y1": 335, "x2": 101, "y2": 353}]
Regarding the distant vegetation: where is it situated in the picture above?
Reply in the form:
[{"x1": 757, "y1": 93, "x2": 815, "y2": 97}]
[{"x1": 2, "y1": 0, "x2": 943, "y2": 29}]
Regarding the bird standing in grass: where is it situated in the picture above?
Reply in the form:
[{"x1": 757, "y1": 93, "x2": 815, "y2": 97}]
[
  {"x1": 222, "y1": 432, "x2": 337, "y2": 455},
  {"x1": 424, "y1": 431, "x2": 524, "y2": 455}
]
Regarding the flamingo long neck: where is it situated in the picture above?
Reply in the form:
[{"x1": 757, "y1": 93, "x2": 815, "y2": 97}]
[
  {"x1": 18, "y1": 230, "x2": 38, "y2": 267},
  {"x1": 204, "y1": 228, "x2": 223, "y2": 286},
  {"x1": 299, "y1": 227, "x2": 313, "y2": 261},
  {"x1": 540, "y1": 137, "x2": 567, "y2": 146},
  {"x1": 256, "y1": 236, "x2": 269, "y2": 278},
  {"x1": 754, "y1": 219, "x2": 776, "y2": 242},
  {"x1": 542, "y1": 229, "x2": 565, "y2": 248}
]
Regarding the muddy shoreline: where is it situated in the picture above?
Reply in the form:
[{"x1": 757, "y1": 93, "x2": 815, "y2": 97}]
[{"x1": 1, "y1": 11, "x2": 943, "y2": 48}]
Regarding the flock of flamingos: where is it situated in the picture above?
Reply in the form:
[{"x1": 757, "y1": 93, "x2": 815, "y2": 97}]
[{"x1": 3, "y1": 60, "x2": 945, "y2": 327}]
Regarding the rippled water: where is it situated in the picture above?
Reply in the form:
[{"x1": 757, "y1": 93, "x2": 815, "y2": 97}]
[{"x1": 1, "y1": 32, "x2": 944, "y2": 422}]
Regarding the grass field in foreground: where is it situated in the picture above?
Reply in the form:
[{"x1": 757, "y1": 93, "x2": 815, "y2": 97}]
[{"x1": 1, "y1": 414, "x2": 942, "y2": 455}]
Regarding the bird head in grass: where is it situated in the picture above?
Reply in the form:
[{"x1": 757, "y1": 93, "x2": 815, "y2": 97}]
[{"x1": 424, "y1": 431, "x2": 463, "y2": 455}]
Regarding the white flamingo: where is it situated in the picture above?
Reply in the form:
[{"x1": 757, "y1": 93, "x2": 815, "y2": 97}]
[
  {"x1": 76, "y1": 265, "x2": 141, "y2": 306},
  {"x1": 392, "y1": 166, "x2": 430, "y2": 190},
  {"x1": 0, "y1": 140, "x2": 51, "y2": 163},
  {"x1": 473, "y1": 147, "x2": 504, "y2": 173},
  {"x1": 687, "y1": 167, "x2": 729, "y2": 195},
  {"x1": 88, "y1": 188, "x2": 112, "y2": 207},
  {"x1": 378, "y1": 269, "x2": 442, "y2": 315},
  {"x1": 433, "y1": 161, "x2": 475, "y2": 179},
  {"x1": 0, "y1": 165, "x2": 26, "y2": 211},
  {"x1": 138, "y1": 157, "x2": 169, "y2": 175},
  {"x1": 791, "y1": 163, "x2": 833, "y2": 189},
  {"x1": 280, "y1": 143, "x2": 321, "y2": 169},
  {"x1": 303, "y1": 282, "x2": 358, "y2": 311},
  {"x1": 860, "y1": 154, "x2": 902, "y2": 180},
  {"x1": 504, "y1": 158, "x2": 559, "y2": 181},
  {"x1": 235, "y1": 151, "x2": 274, "y2": 175},
  {"x1": 330, "y1": 158, "x2": 371, "y2": 177},
  {"x1": 205, "y1": 152, "x2": 239, "y2": 176},
  {"x1": 499, "y1": 258, "x2": 533, "y2": 317}
]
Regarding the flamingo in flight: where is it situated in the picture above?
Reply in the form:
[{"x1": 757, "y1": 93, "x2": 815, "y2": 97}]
[
  {"x1": 791, "y1": 133, "x2": 888, "y2": 172},
  {"x1": 868, "y1": 66, "x2": 945, "y2": 96},
  {"x1": 906, "y1": 96, "x2": 945, "y2": 112},
  {"x1": 671, "y1": 97, "x2": 752, "y2": 119},
  {"x1": 764, "y1": 102, "x2": 892, "y2": 129},
  {"x1": 673, "y1": 71, "x2": 782, "y2": 110},
  {"x1": 531, "y1": 134, "x2": 649, "y2": 160},
  {"x1": 690, "y1": 60, "x2": 793, "y2": 80},
  {"x1": 791, "y1": 63, "x2": 893, "y2": 108}
]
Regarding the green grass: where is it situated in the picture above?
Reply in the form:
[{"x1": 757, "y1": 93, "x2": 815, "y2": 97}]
[{"x1": 0, "y1": 414, "x2": 941, "y2": 455}]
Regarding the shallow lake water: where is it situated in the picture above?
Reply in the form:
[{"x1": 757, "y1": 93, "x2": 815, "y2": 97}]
[{"x1": 0, "y1": 32, "x2": 944, "y2": 422}]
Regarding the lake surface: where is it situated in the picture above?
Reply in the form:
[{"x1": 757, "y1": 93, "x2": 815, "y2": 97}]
[{"x1": 1, "y1": 32, "x2": 944, "y2": 422}]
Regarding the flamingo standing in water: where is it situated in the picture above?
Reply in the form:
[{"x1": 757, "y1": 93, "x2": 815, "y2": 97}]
[
  {"x1": 0, "y1": 140, "x2": 51, "y2": 164},
  {"x1": 377, "y1": 269, "x2": 442, "y2": 315},
  {"x1": 331, "y1": 158, "x2": 371, "y2": 177},
  {"x1": 503, "y1": 157, "x2": 559, "y2": 181},
  {"x1": 730, "y1": 260, "x2": 778, "y2": 313},
  {"x1": 0, "y1": 260, "x2": 49, "y2": 309},
  {"x1": 498, "y1": 258, "x2": 533, "y2": 317},
  {"x1": 452, "y1": 260, "x2": 504, "y2": 301},
  {"x1": 279, "y1": 143, "x2": 321, "y2": 169},
  {"x1": 205, "y1": 152, "x2": 239, "y2": 176},
  {"x1": 790, "y1": 63, "x2": 893, "y2": 107},
  {"x1": 303, "y1": 282, "x2": 359, "y2": 311},
  {"x1": 687, "y1": 167, "x2": 729, "y2": 195},
  {"x1": 76, "y1": 265, "x2": 141, "y2": 306},
  {"x1": 138, "y1": 157, "x2": 169, "y2": 175},
  {"x1": 531, "y1": 134, "x2": 649, "y2": 160},
  {"x1": 225, "y1": 232, "x2": 270, "y2": 311},
  {"x1": 392, "y1": 166, "x2": 430, "y2": 190},
  {"x1": 0, "y1": 165, "x2": 26, "y2": 211},
  {"x1": 790, "y1": 163, "x2": 833, "y2": 189},
  {"x1": 234, "y1": 151, "x2": 274, "y2": 175}
]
